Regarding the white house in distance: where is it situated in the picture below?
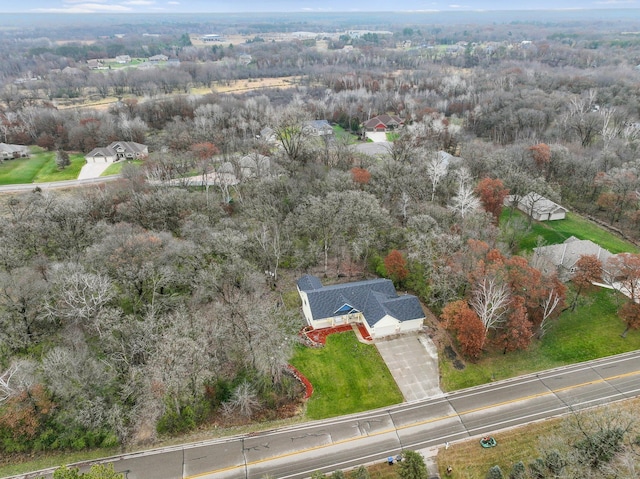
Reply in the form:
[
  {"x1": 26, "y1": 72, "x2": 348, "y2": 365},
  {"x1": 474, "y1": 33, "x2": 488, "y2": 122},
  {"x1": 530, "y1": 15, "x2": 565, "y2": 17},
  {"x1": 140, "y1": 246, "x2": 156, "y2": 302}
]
[
  {"x1": 0, "y1": 143, "x2": 30, "y2": 159},
  {"x1": 85, "y1": 141, "x2": 148, "y2": 164},
  {"x1": 297, "y1": 275, "x2": 425, "y2": 339},
  {"x1": 507, "y1": 192, "x2": 568, "y2": 221}
]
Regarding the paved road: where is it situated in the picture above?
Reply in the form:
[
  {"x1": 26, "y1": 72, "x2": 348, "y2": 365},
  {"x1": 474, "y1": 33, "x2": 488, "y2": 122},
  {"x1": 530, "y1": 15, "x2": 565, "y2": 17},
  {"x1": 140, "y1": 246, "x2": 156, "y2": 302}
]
[
  {"x1": 9, "y1": 350, "x2": 640, "y2": 479},
  {"x1": 0, "y1": 176, "x2": 122, "y2": 193}
]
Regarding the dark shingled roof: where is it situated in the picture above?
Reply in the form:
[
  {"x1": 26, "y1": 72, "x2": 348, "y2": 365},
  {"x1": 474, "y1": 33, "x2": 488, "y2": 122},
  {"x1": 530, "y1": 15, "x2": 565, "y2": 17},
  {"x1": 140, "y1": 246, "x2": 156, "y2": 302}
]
[{"x1": 297, "y1": 274, "x2": 424, "y2": 328}]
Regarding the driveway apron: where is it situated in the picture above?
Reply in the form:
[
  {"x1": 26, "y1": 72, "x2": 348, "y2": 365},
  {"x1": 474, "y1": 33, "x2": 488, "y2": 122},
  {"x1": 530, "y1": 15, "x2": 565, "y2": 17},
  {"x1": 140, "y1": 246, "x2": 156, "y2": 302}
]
[{"x1": 375, "y1": 334, "x2": 443, "y2": 402}]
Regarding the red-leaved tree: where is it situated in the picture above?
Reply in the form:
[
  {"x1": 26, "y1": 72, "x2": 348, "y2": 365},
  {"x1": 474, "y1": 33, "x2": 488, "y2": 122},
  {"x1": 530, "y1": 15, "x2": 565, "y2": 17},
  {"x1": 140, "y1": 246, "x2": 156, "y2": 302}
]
[
  {"x1": 384, "y1": 249, "x2": 409, "y2": 285},
  {"x1": 619, "y1": 302, "x2": 640, "y2": 338},
  {"x1": 528, "y1": 143, "x2": 551, "y2": 171},
  {"x1": 441, "y1": 300, "x2": 485, "y2": 359},
  {"x1": 571, "y1": 254, "x2": 603, "y2": 311},
  {"x1": 351, "y1": 167, "x2": 372, "y2": 187},
  {"x1": 500, "y1": 296, "x2": 533, "y2": 353},
  {"x1": 475, "y1": 177, "x2": 509, "y2": 224},
  {"x1": 191, "y1": 142, "x2": 219, "y2": 161}
]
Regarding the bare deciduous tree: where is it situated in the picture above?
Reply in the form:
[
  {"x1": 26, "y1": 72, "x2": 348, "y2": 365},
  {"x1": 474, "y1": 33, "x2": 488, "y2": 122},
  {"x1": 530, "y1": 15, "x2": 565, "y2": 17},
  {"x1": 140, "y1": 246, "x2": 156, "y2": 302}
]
[{"x1": 470, "y1": 275, "x2": 511, "y2": 339}]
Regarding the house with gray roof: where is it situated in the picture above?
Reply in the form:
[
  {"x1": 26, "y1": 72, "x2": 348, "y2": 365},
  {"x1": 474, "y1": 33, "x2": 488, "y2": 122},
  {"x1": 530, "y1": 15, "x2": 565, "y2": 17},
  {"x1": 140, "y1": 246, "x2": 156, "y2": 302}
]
[
  {"x1": 85, "y1": 141, "x2": 148, "y2": 164},
  {"x1": 532, "y1": 236, "x2": 614, "y2": 281},
  {"x1": 218, "y1": 153, "x2": 271, "y2": 181},
  {"x1": 302, "y1": 120, "x2": 333, "y2": 137},
  {"x1": 297, "y1": 275, "x2": 425, "y2": 339},
  {"x1": 148, "y1": 54, "x2": 168, "y2": 63},
  {"x1": 507, "y1": 192, "x2": 567, "y2": 221},
  {"x1": 0, "y1": 143, "x2": 30, "y2": 160}
]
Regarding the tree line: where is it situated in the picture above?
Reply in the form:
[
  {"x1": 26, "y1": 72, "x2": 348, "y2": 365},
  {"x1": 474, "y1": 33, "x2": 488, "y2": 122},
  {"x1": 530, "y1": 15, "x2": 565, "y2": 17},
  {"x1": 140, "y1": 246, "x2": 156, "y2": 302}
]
[{"x1": 2, "y1": 14, "x2": 640, "y2": 457}]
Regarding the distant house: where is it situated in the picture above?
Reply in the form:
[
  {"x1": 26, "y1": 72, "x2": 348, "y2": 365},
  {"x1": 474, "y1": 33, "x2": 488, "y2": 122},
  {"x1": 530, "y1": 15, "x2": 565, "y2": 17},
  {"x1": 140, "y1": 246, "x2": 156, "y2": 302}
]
[
  {"x1": 237, "y1": 53, "x2": 252, "y2": 65},
  {"x1": 61, "y1": 66, "x2": 84, "y2": 76},
  {"x1": 115, "y1": 55, "x2": 131, "y2": 64},
  {"x1": 148, "y1": 54, "x2": 168, "y2": 63},
  {"x1": 258, "y1": 127, "x2": 276, "y2": 143},
  {"x1": 302, "y1": 120, "x2": 334, "y2": 137},
  {"x1": 0, "y1": 143, "x2": 30, "y2": 160},
  {"x1": 507, "y1": 192, "x2": 567, "y2": 221},
  {"x1": 202, "y1": 34, "x2": 224, "y2": 43},
  {"x1": 85, "y1": 141, "x2": 148, "y2": 164},
  {"x1": 218, "y1": 154, "x2": 271, "y2": 181},
  {"x1": 86, "y1": 59, "x2": 102, "y2": 69},
  {"x1": 532, "y1": 236, "x2": 614, "y2": 281},
  {"x1": 363, "y1": 114, "x2": 404, "y2": 132},
  {"x1": 297, "y1": 275, "x2": 425, "y2": 339}
]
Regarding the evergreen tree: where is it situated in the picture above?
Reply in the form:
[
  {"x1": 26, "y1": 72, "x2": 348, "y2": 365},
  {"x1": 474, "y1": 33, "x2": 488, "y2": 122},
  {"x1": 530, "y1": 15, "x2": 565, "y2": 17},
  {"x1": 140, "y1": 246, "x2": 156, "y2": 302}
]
[
  {"x1": 56, "y1": 150, "x2": 70, "y2": 169},
  {"x1": 397, "y1": 450, "x2": 428, "y2": 479},
  {"x1": 486, "y1": 465, "x2": 504, "y2": 479}
]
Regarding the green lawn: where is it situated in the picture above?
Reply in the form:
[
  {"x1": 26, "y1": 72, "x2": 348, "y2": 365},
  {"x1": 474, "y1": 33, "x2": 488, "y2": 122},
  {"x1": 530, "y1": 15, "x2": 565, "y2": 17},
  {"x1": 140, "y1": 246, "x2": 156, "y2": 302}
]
[
  {"x1": 385, "y1": 132, "x2": 400, "y2": 142},
  {"x1": 290, "y1": 332, "x2": 404, "y2": 419},
  {"x1": 101, "y1": 159, "x2": 143, "y2": 176},
  {"x1": 505, "y1": 209, "x2": 639, "y2": 254},
  {"x1": 332, "y1": 125, "x2": 359, "y2": 144},
  {"x1": 441, "y1": 288, "x2": 640, "y2": 391},
  {"x1": 0, "y1": 149, "x2": 85, "y2": 184}
]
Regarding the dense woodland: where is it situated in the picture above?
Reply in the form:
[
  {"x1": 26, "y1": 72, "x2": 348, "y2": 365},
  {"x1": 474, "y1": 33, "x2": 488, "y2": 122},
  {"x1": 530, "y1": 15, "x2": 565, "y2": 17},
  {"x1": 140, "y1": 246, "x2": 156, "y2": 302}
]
[{"x1": 1, "y1": 12, "x2": 640, "y2": 459}]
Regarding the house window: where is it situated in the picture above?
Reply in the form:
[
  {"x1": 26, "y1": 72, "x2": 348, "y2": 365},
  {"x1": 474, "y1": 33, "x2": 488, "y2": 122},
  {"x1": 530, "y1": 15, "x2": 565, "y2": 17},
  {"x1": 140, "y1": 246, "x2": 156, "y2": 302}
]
[{"x1": 334, "y1": 303, "x2": 358, "y2": 315}]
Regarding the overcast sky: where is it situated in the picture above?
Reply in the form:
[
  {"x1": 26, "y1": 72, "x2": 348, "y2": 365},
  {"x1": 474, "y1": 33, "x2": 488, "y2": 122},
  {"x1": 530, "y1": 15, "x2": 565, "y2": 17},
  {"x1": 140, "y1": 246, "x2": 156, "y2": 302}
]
[{"x1": 2, "y1": 0, "x2": 638, "y2": 14}]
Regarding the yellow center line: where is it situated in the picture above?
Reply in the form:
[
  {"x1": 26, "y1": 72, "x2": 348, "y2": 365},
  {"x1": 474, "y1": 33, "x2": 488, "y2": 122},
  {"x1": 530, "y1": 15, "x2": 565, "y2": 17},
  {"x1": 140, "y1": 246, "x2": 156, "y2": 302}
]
[{"x1": 185, "y1": 369, "x2": 640, "y2": 478}]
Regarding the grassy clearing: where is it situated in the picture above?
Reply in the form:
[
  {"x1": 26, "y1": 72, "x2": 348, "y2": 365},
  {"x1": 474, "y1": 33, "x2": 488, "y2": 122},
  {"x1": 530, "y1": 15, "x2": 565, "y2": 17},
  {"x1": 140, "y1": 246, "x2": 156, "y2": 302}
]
[
  {"x1": 385, "y1": 132, "x2": 400, "y2": 142},
  {"x1": 0, "y1": 447, "x2": 120, "y2": 477},
  {"x1": 34, "y1": 154, "x2": 85, "y2": 182},
  {"x1": 441, "y1": 287, "x2": 640, "y2": 391},
  {"x1": 437, "y1": 417, "x2": 565, "y2": 478},
  {"x1": 101, "y1": 159, "x2": 143, "y2": 176},
  {"x1": 436, "y1": 397, "x2": 640, "y2": 478},
  {"x1": 211, "y1": 76, "x2": 299, "y2": 93},
  {"x1": 0, "y1": 149, "x2": 84, "y2": 184},
  {"x1": 332, "y1": 125, "x2": 359, "y2": 144},
  {"x1": 290, "y1": 332, "x2": 403, "y2": 419},
  {"x1": 507, "y1": 209, "x2": 639, "y2": 254}
]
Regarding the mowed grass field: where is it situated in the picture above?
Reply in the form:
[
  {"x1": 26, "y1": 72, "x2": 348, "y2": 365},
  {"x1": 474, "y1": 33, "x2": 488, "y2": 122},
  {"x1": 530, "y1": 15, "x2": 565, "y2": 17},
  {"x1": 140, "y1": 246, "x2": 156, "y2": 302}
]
[
  {"x1": 441, "y1": 287, "x2": 640, "y2": 391},
  {"x1": 290, "y1": 332, "x2": 404, "y2": 419},
  {"x1": 0, "y1": 148, "x2": 85, "y2": 184},
  {"x1": 507, "y1": 208, "x2": 640, "y2": 254}
]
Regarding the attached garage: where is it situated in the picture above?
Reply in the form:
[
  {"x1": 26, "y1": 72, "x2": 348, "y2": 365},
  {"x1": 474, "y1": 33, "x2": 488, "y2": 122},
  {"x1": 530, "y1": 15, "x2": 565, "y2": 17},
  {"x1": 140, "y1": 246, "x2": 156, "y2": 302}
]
[{"x1": 297, "y1": 275, "x2": 425, "y2": 340}]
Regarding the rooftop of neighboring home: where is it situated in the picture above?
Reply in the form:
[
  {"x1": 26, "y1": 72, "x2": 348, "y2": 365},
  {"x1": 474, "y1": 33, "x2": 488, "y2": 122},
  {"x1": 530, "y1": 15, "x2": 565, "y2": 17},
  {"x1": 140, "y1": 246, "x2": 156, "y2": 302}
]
[{"x1": 533, "y1": 236, "x2": 614, "y2": 272}]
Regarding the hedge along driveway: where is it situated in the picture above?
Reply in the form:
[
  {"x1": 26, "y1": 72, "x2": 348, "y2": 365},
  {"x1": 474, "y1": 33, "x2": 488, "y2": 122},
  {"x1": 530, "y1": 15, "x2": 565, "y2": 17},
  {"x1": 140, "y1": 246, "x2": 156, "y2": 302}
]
[{"x1": 290, "y1": 332, "x2": 403, "y2": 420}]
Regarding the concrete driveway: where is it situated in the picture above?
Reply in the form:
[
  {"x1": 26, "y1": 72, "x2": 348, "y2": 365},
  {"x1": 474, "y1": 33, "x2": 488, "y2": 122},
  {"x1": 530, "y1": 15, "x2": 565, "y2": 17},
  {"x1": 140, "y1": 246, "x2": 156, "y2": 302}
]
[
  {"x1": 375, "y1": 333, "x2": 443, "y2": 402},
  {"x1": 78, "y1": 162, "x2": 111, "y2": 179},
  {"x1": 365, "y1": 131, "x2": 389, "y2": 142}
]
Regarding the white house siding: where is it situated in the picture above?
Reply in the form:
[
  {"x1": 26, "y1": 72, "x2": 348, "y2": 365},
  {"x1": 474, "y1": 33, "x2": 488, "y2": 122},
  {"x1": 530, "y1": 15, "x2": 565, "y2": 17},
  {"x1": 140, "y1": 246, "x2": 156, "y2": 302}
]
[
  {"x1": 371, "y1": 315, "x2": 423, "y2": 338},
  {"x1": 299, "y1": 290, "x2": 313, "y2": 324},
  {"x1": 371, "y1": 316, "x2": 399, "y2": 338}
]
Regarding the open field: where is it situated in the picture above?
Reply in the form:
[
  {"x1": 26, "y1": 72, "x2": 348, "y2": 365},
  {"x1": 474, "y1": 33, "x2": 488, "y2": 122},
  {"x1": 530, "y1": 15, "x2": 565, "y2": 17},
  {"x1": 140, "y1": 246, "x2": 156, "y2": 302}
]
[
  {"x1": 436, "y1": 397, "x2": 640, "y2": 478},
  {"x1": 209, "y1": 76, "x2": 302, "y2": 94},
  {"x1": 56, "y1": 75, "x2": 302, "y2": 112},
  {"x1": 508, "y1": 209, "x2": 640, "y2": 254}
]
